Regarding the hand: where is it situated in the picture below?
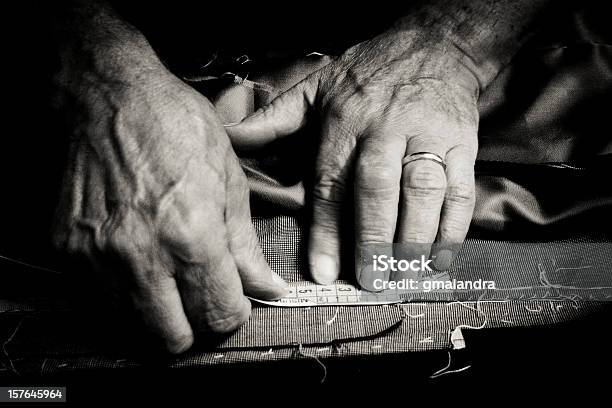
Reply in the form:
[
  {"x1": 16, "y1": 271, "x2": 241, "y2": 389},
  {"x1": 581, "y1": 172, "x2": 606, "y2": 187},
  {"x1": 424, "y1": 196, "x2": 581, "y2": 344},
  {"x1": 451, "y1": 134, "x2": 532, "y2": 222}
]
[
  {"x1": 226, "y1": 27, "x2": 480, "y2": 288},
  {"x1": 52, "y1": 42, "x2": 287, "y2": 353}
]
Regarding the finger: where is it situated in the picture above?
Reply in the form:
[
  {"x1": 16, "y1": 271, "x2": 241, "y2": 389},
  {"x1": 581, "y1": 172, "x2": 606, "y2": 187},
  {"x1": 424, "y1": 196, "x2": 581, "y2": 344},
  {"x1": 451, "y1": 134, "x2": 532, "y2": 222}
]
[
  {"x1": 225, "y1": 154, "x2": 289, "y2": 299},
  {"x1": 105, "y1": 230, "x2": 194, "y2": 354},
  {"x1": 354, "y1": 133, "x2": 405, "y2": 290},
  {"x1": 131, "y1": 275, "x2": 194, "y2": 354},
  {"x1": 176, "y1": 246, "x2": 252, "y2": 335},
  {"x1": 162, "y1": 206, "x2": 252, "y2": 335},
  {"x1": 396, "y1": 140, "x2": 447, "y2": 279},
  {"x1": 256, "y1": 54, "x2": 332, "y2": 105},
  {"x1": 224, "y1": 75, "x2": 318, "y2": 150},
  {"x1": 432, "y1": 144, "x2": 477, "y2": 270},
  {"x1": 309, "y1": 116, "x2": 357, "y2": 285}
]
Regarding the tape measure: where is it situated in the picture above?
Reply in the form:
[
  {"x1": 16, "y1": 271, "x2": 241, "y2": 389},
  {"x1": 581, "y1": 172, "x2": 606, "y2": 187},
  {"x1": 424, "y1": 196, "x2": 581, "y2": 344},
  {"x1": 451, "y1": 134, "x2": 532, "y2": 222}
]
[{"x1": 249, "y1": 281, "x2": 403, "y2": 307}]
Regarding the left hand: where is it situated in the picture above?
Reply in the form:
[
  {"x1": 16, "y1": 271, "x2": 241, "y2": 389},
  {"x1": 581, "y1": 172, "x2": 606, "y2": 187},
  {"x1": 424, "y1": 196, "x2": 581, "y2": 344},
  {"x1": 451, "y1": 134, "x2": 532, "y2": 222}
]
[{"x1": 226, "y1": 26, "x2": 480, "y2": 288}]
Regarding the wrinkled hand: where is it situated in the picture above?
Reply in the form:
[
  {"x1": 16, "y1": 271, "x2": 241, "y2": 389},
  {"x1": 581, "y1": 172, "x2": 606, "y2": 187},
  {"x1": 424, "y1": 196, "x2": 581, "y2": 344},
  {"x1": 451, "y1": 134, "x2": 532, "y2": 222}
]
[
  {"x1": 52, "y1": 51, "x2": 287, "y2": 353},
  {"x1": 227, "y1": 27, "x2": 480, "y2": 288}
]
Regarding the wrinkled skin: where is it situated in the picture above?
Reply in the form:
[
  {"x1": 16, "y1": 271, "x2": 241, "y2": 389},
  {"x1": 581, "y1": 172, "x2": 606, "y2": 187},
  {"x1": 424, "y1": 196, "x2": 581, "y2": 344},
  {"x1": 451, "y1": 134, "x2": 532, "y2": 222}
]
[
  {"x1": 227, "y1": 27, "x2": 480, "y2": 288},
  {"x1": 51, "y1": 0, "x2": 545, "y2": 353},
  {"x1": 52, "y1": 48, "x2": 288, "y2": 353}
]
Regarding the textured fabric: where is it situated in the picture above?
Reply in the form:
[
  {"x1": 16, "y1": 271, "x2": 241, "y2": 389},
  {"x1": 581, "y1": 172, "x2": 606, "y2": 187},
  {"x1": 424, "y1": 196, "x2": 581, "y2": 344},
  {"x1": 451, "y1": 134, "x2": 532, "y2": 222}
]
[
  {"x1": 0, "y1": 218, "x2": 608, "y2": 375},
  {"x1": 3, "y1": 300, "x2": 603, "y2": 374}
]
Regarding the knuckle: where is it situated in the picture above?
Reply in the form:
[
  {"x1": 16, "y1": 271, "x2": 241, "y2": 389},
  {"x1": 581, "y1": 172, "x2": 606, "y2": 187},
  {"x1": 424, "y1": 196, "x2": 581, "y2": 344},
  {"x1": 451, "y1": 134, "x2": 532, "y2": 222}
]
[
  {"x1": 51, "y1": 226, "x2": 79, "y2": 254},
  {"x1": 446, "y1": 183, "x2": 476, "y2": 207},
  {"x1": 356, "y1": 160, "x2": 400, "y2": 193},
  {"x1": 162, "y1": 206, "x2": 214, "y2": 259},
  {"x1": 313, "y1": 173, "x2": 345, "y2": 203},
  {"x1": 359, "y1": 229, "x2": 392, "y2": 244},
  {"x1": 374, "y1": 164, "x2": 399, "y2": 181},
  {"x1": 106, "y1": 226, "x2": 135, "y2": 259},
  {"x1": 259, "y1": 101, "x2": 276, "y2": 119},
  {"x1": 326, "y1": 99, "x2": 349, "y2": 120},
  {"x1": 164, "y1": 331, "x2": 194, "y2": 354},
  {"x1": 177, "y1": 206, "x2": 207, "y2": 232},
  {"x1": 311, "y1": 217, "x2": 340, "y2": 240},
  {"x1": 326, "y1": 95, "x2": 362, "y2": 123},
  {"x1": 404, "y1": 165, "x2": 446, "y2": 195},
  {"x1": 439, "y1": 216, "x2": 470, "y2": 237},
  {"x1": 51, "y1": 213, "x2": 91, "y2": 256},
  {"x1": 206, "y1": 305, "x2": 251, "y2": 334},
  {"x1": 52, "y1": 223, "x2": 97, "y2": 260},
  {"x1": 100, "y1": 209, "x2": 150, "y2": 255}
]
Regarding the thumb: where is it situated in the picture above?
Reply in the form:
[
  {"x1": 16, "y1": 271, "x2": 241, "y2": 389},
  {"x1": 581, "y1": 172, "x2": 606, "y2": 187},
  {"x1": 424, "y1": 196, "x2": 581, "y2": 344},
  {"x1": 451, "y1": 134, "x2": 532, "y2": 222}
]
[
  {"x1": 224, "y1": 74, "x2": 318, "y2": 150},
  {"x1": 229, "y1": 216, "x2": 288, "y2": 300},
  {"x1": 225, "y1": 155, "x2": 289, "y2": 300}
]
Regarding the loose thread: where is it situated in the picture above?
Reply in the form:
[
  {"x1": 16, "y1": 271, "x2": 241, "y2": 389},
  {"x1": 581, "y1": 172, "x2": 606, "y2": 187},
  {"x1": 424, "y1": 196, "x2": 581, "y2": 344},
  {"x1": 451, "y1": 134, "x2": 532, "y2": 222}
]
[
  {"x1": 430, "y1": 351, "x2": 471, "y2": 379},
  {"x1": 325, "y1": 308, "x2": 340, "y2": 325},
  {"x1": 1, "y1": 317, "x2": 25, "y2": 375},
  {"x1": 295, "y1": 344, "x2": 328, "y2": 384},
  {"x1": 0, "y1": 253, "x2": 63, "y2": 275},
  {"x1": 525, "y1": 304, "x2": 543, "y2": 313}
]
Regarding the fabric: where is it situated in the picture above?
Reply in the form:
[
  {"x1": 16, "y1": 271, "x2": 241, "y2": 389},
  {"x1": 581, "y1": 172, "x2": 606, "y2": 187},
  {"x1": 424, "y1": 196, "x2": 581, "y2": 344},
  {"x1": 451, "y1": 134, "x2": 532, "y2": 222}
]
[
  {"x1": 193, "y1": 3, "x2": 612, "y2": 229},
  {"x1": 1, "y1": 219, "x2": 609, "y2": 375},
  {"x1": 2, "y1": 2, "x2": 612, "y2": 376}
]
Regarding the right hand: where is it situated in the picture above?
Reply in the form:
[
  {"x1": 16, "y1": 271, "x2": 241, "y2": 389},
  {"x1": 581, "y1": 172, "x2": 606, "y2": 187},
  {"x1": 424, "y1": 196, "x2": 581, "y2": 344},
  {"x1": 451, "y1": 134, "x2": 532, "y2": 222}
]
[
  {"x1": 227, "y1": 28, "x2": 480, "y2": 288},
  {"x1": 52, "y1": 41, "x2": 288, "y2": 353}
]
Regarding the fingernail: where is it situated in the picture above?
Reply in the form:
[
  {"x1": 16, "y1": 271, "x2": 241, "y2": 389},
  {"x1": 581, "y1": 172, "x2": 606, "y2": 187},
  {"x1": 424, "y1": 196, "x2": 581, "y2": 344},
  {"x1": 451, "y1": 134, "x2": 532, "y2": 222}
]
[
  {"x1": 271, "y1": 273, "x2": 289, "y2": 290},
  {"x1": 311, "y1": 255, "x2": 338, "y2": 285},
  {"x1": 433, "y1": 249, "x2": 454, "y2": 271},
  {"x1": 358, "y1": 264, "x2": 386, "y2": 292}
]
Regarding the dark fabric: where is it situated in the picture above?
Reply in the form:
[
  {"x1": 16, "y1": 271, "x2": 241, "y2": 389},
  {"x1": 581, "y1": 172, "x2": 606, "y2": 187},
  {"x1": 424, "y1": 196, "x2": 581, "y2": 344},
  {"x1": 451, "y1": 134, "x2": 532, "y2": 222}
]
[{"x1": 194, "y1": 4, "x2": 612, "y2": 230}]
